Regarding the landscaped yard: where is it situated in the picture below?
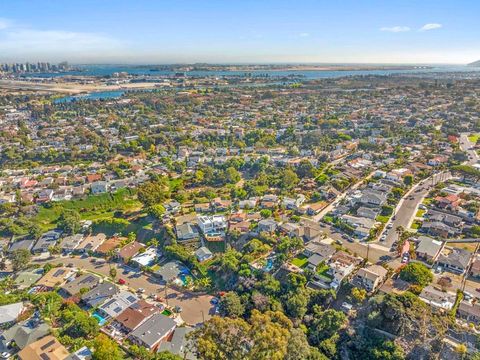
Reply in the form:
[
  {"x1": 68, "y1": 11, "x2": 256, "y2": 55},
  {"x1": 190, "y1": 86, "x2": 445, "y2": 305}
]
[
  {"x1": 316, "y1": 263, "x2": 333, "y2": 281},
  {"x1": 415, "y1": 209, "x2": 426, "y2": 217},
  {"x1": 422, "y1": 197, "x2": 433, "y2": 206},
  {"x1": 411, "y1": 220, "x2": 422, "y2": 230},
  {"x1": 376, "y1": 215, "x2": 390, "y2": 224},
  {"x1": 468, "y1": 134, "x2": 480, "y2": 143},
  {"x1": 291, "y1": 254, "x2": 308, "y2": 268}
]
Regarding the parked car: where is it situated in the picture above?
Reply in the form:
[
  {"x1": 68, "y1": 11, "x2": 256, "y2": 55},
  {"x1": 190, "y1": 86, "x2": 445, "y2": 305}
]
[
  {"x1": 137, "y1": 288, "x2": 145, "y2": 294},
  {"x1": 380, "y1": 234, "x2": 387, "y2": 241},
  {"x1": 118, "y1": 278, "x2": 126, "y2": 285}
]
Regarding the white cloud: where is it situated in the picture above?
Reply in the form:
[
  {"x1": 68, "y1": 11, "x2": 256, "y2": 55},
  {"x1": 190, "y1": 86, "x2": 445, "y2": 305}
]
[
  {"x1": 299, "y1": 32, "x2": 310, "y2": 37},
  {"x1": 0, "y1": 18, "x2": 12, "y2": 30},
  {"x1": 380, "y1": 26, "x2": 410, "y2": 33},
  {"x1": 419, "y1": 23, "x2": 442, "y2": 31},
  {"x1": 0, "y1": 25, "x2": 124, "y2": 61}
]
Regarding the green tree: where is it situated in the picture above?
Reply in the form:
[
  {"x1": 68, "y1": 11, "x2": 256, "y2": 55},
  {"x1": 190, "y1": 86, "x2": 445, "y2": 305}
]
[
  {"x1": 399, "y1": 262, "x2": 433, "y2": 287},
  {"x1": 9, "y1": 248, "x2": 31, "y2": 271},
  {"x1": 308, "y1": 307, "x2": 347, "y2": 347},
  {"x1": 351, "y1": 287, "x2": 367, "y2": 303},
  {"x1": 92, "y1": 334, "x2": 123, "y2": 360},
  {"x1": 148, "y1": 204, "x2": 166, "y2": 220},
  {"x1": 403, "y1": 175, "x2": 413, "y2": 186},
  {"x1": 219, "y1": 292, "x2": 245, "y2": 318},
  {"x1": 58, "y1": 209, "x2": 81, "y2": 235}
]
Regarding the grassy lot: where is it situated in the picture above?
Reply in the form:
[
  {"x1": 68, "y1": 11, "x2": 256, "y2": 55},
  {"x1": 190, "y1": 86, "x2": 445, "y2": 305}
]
[
  {"x1": 206, "y1": 241, "x2": 225, "y2": 254},
  {"x1": 376, "y1": 215, "x2": 390, "y2": 224},
  {"x1": 34, "y1": 189, "x2": 142, "y2": 231},
  {"x1": 291, "y1": 254, "x2": 308, "y2": 268},
  {"x1": 448, "y1": 242, "x2": 477, "y2": 253},
  {"x1": 422, "y1": 197, "x2": 433, "y2": 206},
  {"x1": 416, "y1": 209, "x2": 426, "y2": 217},
  {"x1": 468, "y1": 134, "x2": 480, "y2": 143},
  {"x1": 411, "y1": 220, "x2": 422, "y2": 230}
]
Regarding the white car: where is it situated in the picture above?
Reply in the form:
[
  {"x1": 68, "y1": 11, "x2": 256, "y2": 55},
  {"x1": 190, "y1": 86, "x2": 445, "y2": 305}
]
[
  {"x1": 380, "y1": 234, "x2": 387, "y2": 241},
  {"x1": 0, "y1": 352, "x2": 11, "y2": 359},
  {"x1": 387, "y1": 223, "x2": 393, "y2": 229}
]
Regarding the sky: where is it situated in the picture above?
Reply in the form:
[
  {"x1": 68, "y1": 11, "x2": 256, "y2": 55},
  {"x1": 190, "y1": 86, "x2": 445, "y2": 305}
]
[{"x1": 0, "y1": 0, "x2": 479, "y2": 64}]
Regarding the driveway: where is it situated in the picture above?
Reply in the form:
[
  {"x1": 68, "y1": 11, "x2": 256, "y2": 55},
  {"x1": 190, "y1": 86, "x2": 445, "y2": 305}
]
[{"x1": 39, "y1": 255, "x2": 215, "y2": 326}]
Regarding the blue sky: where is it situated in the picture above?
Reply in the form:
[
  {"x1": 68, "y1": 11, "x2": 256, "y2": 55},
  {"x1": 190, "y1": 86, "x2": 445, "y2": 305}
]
[{"x1": 0, "y1": 0, "x2": 479, "y2": 64}]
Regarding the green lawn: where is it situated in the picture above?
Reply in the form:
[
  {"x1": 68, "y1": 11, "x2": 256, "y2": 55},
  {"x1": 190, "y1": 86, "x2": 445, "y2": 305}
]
[
  {"x1": 422, "y1": 197, "x2": 433, "y2": 206},
  {"x1": 376, "y1": 215, "x2": 390, "y2": 224},
  {"x1": 34, "y1": 189, "x2": 142, "y2": 231},
  {"x1": 291, "y1": 254, "x2": 308, "y2": 268},
  {"x1": 468, "y1": 134, "x2": 480, "y2": 143},
  {"x1": 411, "y1": 220, "x2": 422, "y2": 230},
  {"x1": 415, "y1": 209, "x2": 426, "y2": 217}
]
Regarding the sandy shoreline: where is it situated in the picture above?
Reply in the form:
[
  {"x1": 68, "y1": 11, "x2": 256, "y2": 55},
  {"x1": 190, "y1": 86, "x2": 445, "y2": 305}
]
[{"x1": 0, "y1": 80, "x2": 163, "y2": 94}]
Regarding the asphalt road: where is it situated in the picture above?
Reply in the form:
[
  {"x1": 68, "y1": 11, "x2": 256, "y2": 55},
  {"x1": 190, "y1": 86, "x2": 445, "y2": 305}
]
[
  {"x1": 460, "y1": 133, "x2": 479, "y2": 165},
  {"x1": 381, "y1": 171, "x2": 451, "y2": 249},
  {"x1": 37, "y1": 255, "x2": 214, "y2": 326}
]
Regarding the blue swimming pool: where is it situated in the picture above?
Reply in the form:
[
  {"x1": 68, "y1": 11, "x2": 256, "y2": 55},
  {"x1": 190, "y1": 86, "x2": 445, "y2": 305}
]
[
  {"x1": 264, "y1": 258, "x2": 274, "y2": 272},
  {"x1": 92, "y1": 312, "x2": 107, "y2": 326}
]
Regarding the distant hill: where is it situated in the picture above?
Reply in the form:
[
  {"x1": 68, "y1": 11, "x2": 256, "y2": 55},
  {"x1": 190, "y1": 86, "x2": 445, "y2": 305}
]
[{"x1": 468, "y1": 60, "x2": 480, "y2": 67}]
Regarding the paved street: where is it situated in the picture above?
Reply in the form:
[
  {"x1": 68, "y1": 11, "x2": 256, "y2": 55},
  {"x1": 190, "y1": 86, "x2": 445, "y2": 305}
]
[
  {"x1": 312, "y1": 170, "x2": 376, "y2": 222},
  {"x1": 381, "y1": 171, "x2": 451, "y2": 249},
  {"x1": 37, "y1": 255, "x2": 214, "y2": 326},
  {"x1": 460, "y1": 133, "x2": 479, "y2": 165}
]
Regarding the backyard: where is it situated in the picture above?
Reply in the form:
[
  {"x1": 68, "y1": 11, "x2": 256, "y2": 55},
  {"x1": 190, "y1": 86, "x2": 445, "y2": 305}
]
[{"x1": 291, "y1": 254, "x2": 308, "y2": 268}]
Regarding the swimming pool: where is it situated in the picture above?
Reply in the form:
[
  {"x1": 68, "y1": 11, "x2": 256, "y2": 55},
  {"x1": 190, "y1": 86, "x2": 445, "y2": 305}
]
[
  {"x1": 264, "y1": 258, "x2": 274, "y2": 272},
  {"x1": 92, "y1": 312, "x2": 107, "y2": 326}
]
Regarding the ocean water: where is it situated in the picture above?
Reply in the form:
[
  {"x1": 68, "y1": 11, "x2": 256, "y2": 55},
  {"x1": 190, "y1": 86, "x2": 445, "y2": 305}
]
[
  {"x1": 53, "y1": 90, "x2": 125, "y2": 103},
  {"x1": 24, "y1": 64, "x2": 480, "y2": 80}
]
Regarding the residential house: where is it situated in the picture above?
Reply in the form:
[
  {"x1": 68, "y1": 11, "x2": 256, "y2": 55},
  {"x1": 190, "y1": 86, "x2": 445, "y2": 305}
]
[
  {"x1": 117, "y1": 241, "x2": 145, "y2": 264},
  {"x1": 327, "y1": 252, "x2": 362, "y2": 289},
  {"x1": 8, "y1": 239, "x2": 35, "y2": 253},
  {"x1": 154, "y1": 261, "x2": 187, "y2": 283},
  {"x1": 194, "y1": 203, "x2": 211, "y2": 213},
  {"x1": 36, "y1": 189, "x2": 54, "y2": 203},
  {"x1": 32, "y1": 230, "x2": 62, "y2": 254},
  {"x1": 36, "y1": 267, "x2": 75, "y2": 289},
  {"x1": 436, "y1": 248, "x2": 472, "y2": 274},
  {"x1": 257, "y1": 219, "x2": 278, "y2": 233},
  {"x1": 164, "y1": 201, "x2": 181, "y2": 214},
  {"x1": 90, "y1": 181, "x2": 108, "y2": 194},
  {"x1": 81, "y1": 282, "x2": 119, "y2": 308},
  {"x1": 176, "y1": 223, "x2": 200, "y2": 242},
  {"x1": 419, "y1": 286, "x2": 456, "y2": 311},
  {"x1": 0, "y1": 302, "x2": 24, "y2": 328},
  {"x1": 128, "y1": 313, "x2": 177, "y2": 350},
  {"x1": 14, "y1": 269, "x2": 43, "y2": 289},
  {"x1": 197, "y1": 215, "x2": 227, "y2": 235},
  {"x1": 356, "y1": 206, "x2": 379, "y2": 220},
  {"x1": 97, "y1": 291, "x2": 139, "y2": 320},
  {"x1": 76, "y1": 233, "x2": 107, "y2": 253},
  {"x1": 239, "y1": 198, "x2": 258, "y2": 209},
  {"x1": 59, "y1": 274, "x2": 100, "y2": 298},
  {"x1": 113, "y1": 300, "x2": 159, "y2": 334},
  {"x1": 95, "y1": 236, "x2": 123, "y2": 256},
  {"x1": 353, "y1": 265, "x2": 388, "y2": 292},
  {"x1": 66, "y1": 346, "x2": 92, "y2": 360},
  {"x1": 131, "y1": 247, "x2": 160, "y2": 268},
  {"x1": 17, "y1": 335, "x2": 69, "y2": 360},
  {"x1": 0, "y1": 319, "x2": 50, "y2": 351},
  {"x1": 457, "y1": 301, "x2": 480, "y2": 325},
  {"x1": 470, "y1": 257, "x2": 480, "y2": 278},
  {"x1": 60, "y1": 234, "x2": 84, "y2": 254},
  {"x1": 420, "y1": 221, "x2": 460, "y2": 238},
  {"x1": 279, "y1": 222, "x2": 304, "y2": 238},
  {"x1": 415, "y1": 236, "x2": 444, "y2": 263},
  {"x1": 195, "y1": 246, "x2": 213, "y2": 262},
  {"x1": 157, "y1": 327, "x2": 195, "y2": 360}
]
